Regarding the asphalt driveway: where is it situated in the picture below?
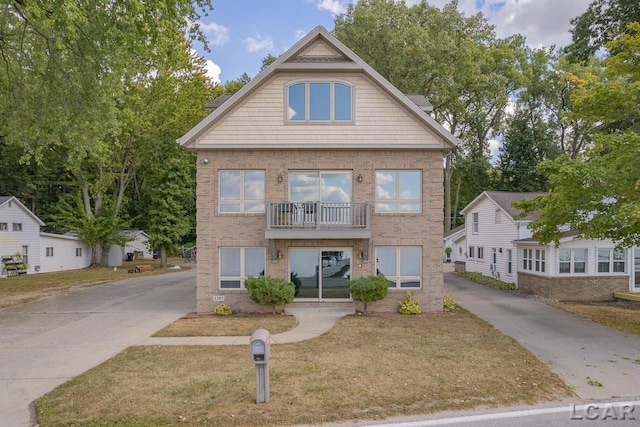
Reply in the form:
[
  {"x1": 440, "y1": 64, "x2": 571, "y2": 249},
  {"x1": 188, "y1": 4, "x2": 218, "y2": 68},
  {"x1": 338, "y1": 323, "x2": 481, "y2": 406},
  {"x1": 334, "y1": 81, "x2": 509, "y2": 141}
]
[
  {"x1": 445, "y1": 272, "x2": 640, "y2": 400},
  {"x1": 0, "y1": 268, "x2": 196, "y2": 427}
]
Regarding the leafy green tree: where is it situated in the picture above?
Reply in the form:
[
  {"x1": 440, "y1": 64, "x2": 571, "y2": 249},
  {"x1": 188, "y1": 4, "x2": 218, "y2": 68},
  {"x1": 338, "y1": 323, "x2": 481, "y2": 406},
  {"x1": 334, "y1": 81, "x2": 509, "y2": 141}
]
[
  {"x1": 348, "y1": 274, "x2": 388, "y2": 314},
  {"x1": 515, "y1": 24, "x2": 640, "y2": 247},
  {"x1": 223, "y1": 72, "x2": 251, "y2": 94},
  {"x1": 259, "y1": 54, "x2": 279, "y2": 72},
  {"x1": 564, "y1": 0, "x2": 640, "y2": 62}
]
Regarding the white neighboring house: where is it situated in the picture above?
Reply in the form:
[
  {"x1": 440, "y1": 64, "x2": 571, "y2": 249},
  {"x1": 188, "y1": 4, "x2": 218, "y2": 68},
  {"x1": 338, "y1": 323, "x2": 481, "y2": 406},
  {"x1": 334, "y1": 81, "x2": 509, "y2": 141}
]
[
  {"x1": 40, "y1": 233, "x2": 92, "y2": 273},
  {"x1": 1, "y1": 196, "x2": 92, "y2": 276},
  {"x1": 0, "y1": 196, "x2": 44, "y2": 275},
  {"x1": 460, "y1": 191, "x2": 640, "y2": 300},
  {"x1": 443, "y1": 225, "x2": 465, "y2": 263},
  {"x1": 460, "y1": 191, "x2": 544, "y2": 285},
  {"x1": 121, "y1": 230, "x2": 152, "y2": 260}
]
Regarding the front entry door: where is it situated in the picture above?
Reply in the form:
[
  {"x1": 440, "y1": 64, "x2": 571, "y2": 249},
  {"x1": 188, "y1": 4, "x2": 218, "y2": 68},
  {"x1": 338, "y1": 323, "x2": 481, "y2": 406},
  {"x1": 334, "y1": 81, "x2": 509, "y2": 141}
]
[
  {"x1": 290, "y1": 248, "x2": 351, "y2": 300},
  {"x1": 634, "y1": 248, "x2": 640, "y2": 291}
]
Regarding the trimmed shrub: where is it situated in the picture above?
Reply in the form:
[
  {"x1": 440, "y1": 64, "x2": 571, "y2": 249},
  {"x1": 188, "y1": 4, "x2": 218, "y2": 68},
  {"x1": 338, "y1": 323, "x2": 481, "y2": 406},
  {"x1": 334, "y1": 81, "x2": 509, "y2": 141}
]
[
  {"x1": 245, "y1": 276, "x2": 295, "y2": 314},
  {"x1": 348, "y1": 274, "x2": 388, "y2": 315},
  {"x1": 213, "y1": 302, "x2": 233, "y2": 316},
  {"x1": 399, "y1": 291, "x2": 421, "y2": 315},
  {"x1": 459, "y1": 271, "x2": 516, "y2": 291}
]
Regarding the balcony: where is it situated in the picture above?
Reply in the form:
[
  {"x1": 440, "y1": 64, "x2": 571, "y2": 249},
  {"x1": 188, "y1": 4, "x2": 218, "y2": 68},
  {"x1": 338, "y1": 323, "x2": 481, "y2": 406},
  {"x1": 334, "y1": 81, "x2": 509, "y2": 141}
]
[{"x1": 265, "y1": 201, "x2": 371, "y2": 239}]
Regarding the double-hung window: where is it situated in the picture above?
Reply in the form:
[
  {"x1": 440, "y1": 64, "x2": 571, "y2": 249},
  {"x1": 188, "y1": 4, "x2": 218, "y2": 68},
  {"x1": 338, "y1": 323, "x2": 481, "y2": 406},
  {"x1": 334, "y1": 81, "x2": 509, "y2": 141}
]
[
  {"x1": 0, "y1": 223, "x2": 7, "y2": 231},
  {"x1": 472, "y1": 213, "x2": 479, "y2": 233},
  {"x1": 535, "y1": 249, "x2": 546, "y2": 273},
  {"x1": 469, "y1": 246, "x2": 475, "y2": 258},
  {"x1": 559, "y1": 249, "x2": 587, "y2": 274},
  {"x1": 46, "y1": 247, "x2": 54, "y2": 257},
  {"x1": 375, "y1": 170, "x2": 421, "y2": 213},
  {"x1": 522, "y1": 249, "x2": 533, "y2": 270},
  {"x1": 220, "y1": 247, "x2": 266, "y2": 289},
  {"x1": 597, "y1": 249, "x2": 626, "y2": 273},
  {"x1": 219, "y1": 171, "x2": 265, "y2": 213},
  {"x1": 13, "y1": 223, "x2": 22, "y2": 232},
  {"x1": 375, "y1": 246, "x2": 421, "y2": 288},
  {"x1": 287, "y1": 81, "x2": 352, "y2": 122}
]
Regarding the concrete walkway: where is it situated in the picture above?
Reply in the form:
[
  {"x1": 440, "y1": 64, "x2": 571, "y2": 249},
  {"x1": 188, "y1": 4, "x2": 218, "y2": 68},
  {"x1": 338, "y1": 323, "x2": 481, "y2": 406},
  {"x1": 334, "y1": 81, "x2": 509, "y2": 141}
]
[
  {"x1": 139, "y1": 306, "x2": 354, "y2": 346},
  {"x1": 445, "y1": 272, "x2": 640, "y2": 400}
]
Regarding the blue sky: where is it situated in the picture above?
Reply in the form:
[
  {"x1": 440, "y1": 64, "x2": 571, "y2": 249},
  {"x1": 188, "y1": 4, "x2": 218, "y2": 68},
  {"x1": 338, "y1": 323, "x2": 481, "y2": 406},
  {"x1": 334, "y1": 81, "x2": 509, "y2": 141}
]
[{"x1": 193, "y1": 0, "x2": 592, "y2": 85}]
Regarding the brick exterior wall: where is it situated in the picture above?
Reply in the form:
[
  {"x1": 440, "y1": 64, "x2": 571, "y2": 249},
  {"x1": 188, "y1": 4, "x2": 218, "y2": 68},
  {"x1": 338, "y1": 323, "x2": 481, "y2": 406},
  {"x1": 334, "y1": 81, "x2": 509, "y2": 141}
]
[
  {"x1": 518, "y1": 272, "x2": 629, "y2": 301},
  {"x1": 196, "y1": 149, "x2": 444, "y2": 314}
]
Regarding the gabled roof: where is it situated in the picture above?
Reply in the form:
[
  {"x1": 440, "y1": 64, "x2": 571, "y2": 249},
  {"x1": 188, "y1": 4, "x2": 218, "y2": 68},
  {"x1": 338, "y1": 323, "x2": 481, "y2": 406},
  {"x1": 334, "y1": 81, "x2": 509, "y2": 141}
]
[
  {"x1": 460, "y1": 191, "x2": 546, "y2": 221},
  {"x1": 178, "y1": 26, "x2": 458, "y2": 151},
  {"x1": 0, "y1": 196, "x2": 46, "y2": 226},
  {"x1": 444, "y1": 224, "x2": 465, "y2": 239}
]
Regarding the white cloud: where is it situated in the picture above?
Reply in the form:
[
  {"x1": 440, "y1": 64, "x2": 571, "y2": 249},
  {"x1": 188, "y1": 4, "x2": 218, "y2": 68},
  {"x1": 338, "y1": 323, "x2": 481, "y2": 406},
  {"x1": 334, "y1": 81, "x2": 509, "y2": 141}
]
[
  {"x1": 294, "y1": 29, "x2": 307, "y2": 41},
  {"x1": 198, "y1": 21, "x2": 230, "y2": 47},
  {"x1": 244, "y1": 35, "x2": 274, "y2": 53},
  {"x1": 316, "y1": 0, "x2": 347, "y2": 16},
  {"x1": 488, "y1": 138, "x2": 501, "y2": 163},
  {"x1": 190, "y1": 48, "x2": 221, "y2": 84}
]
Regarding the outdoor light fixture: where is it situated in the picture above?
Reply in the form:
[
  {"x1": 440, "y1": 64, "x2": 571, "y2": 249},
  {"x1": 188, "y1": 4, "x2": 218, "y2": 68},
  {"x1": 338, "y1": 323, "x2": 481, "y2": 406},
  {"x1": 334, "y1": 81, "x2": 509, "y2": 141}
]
[
  {"x1": 277, "y1": 174, "x2": 283, "y2": 183},
  {"x1": 277, "y1": 250, "x2": 283, "y2": 259},
  {"x1": 357, "y1": 174, "x2": 363, "y2": 182},
  {"x1": 201, "y1": 158, "x2": 209, "y2": 164}
]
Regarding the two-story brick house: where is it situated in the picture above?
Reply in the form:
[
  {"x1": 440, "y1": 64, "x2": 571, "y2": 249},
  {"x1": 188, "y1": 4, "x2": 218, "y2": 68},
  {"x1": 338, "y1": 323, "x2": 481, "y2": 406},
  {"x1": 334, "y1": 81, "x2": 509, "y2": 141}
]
[{"x1": 178, "y1": 26, "x2": 458, "y2": 314}]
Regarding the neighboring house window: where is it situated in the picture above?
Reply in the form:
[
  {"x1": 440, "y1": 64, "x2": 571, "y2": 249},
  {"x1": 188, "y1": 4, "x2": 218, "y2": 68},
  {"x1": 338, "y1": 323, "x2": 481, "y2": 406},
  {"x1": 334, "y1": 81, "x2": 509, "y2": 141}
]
[
  {"x1": 219, "y1": 170, "x2": 265, "y2": 213},
  {"x1": 535, "y1": 249, "x2": 546, "y2": 273},
  {"x1": 22, "y1": 245, "x2": 28, "y2": 266},
  {"x1": 219, "y1": 247, "x2": 266, "y2": 289},
  {"x1": 75, "y1": 248, "x2": 82, "y2": 257},
  {"x1": 469, "y1": 246, "x2": 475, "y2": 258},
  {"x1": 287, "y1": 81, "x2": 352, "y2": 122},
  {"x1": 13, "y1": 223, "x2": 22, "y2": 231},
  {"x1": 477, "y1": 246, "x2": 484, "y2": 260},
  {"x1": 522, "y1": 249, "x2": 533, "y2": 271},
  {"x1": 0, "y1": 222, "x2": 7, "y2": 231},
  {"x1": 559, "y1": 249, "x2": 587, "y2": 274},
  {"x1": 506, "y1": 249, "x2": 512, "y2": 274},
  {"x1": 46, "y1": 247, "x2": 54, "y2": 257},
  {"x1": 472, "y1": 213, "x2": 479, "y2": 233},
  {"x1": 375, "y1": 170, "x2": 421, "y2": 213},
  {"x1": 495, "y1": 210, "x2": 501, "y2": 224},
  {"x1": 597, "y1": 249, "x2": 626, "y2": 273},
  {"x1": 375, "y1": 246, "x2": 421, "y2": 288}
]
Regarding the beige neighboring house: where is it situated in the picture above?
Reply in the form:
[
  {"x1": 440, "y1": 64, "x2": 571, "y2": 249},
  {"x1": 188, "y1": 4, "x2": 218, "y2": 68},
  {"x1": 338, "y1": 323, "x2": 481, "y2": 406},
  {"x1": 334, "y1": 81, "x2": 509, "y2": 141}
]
[{"x1": 178, "y1": 26, "x2": 458, "y2": 314}]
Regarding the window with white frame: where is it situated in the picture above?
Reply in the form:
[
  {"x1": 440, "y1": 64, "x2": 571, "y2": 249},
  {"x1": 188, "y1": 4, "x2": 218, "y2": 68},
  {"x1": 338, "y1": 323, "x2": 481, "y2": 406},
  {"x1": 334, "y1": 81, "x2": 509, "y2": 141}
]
[
  {"x1": 220, "y1": 247, "x2": 266, "y2": 289},
  {"x1": 472, "y1": 212, "x2": 479, "y2": 233},
  {"x1": 0, "y1": 222, "x2": 7, "y2": 231},
  {"x1": 287, "y1": 81, "x2": 353, "y2": 122},
  {"x1": 375, "y1": 170, "x2": 421, "y2": 213},
  {"x1": 522, "y1": 248, "x2": 533, "y2": 270},
  {"x1": 22, "y1": 245, "x2": 28, "y2": 265},
  {"x1": 13, "y1": 223, "x2": 22, "y2": 232},
  {"x1": 506, "y1": 249, "x2": 512, "y2": 274},
  {"x1": 469, "y1": 246, "x2": 475, "y2": 258},
  {"x1": 597, "y1": 249, "x2": 626, "y2": 273},
  {"x1": 219, "y1": 170, "x2": 265, "y2": 213},
  {"x1": 559, "y1": 249, "x2": 587, "y2": 274},
  {"x1": 75, "y1": 247, "x2": 82, "y2": 257},
  {"x1": 535, "y1": 249, "x2": 546, "y2": 273},
  {"x1": 46, "y1": 247, "x2": 54, "y2": 257},
  {"x1": 375, "y1": 246, "x2": 421, "y2": 288},
  {"x1": 477, "y1": 246, "x2": 484, "y2": 260}
]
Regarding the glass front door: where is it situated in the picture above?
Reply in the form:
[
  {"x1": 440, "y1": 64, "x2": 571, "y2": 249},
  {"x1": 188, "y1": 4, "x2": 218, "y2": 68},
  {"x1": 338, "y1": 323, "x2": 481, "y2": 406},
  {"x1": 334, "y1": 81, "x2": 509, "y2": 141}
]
[{"x1": 290, "y1": 248, "x2": 351, "y2": 300}]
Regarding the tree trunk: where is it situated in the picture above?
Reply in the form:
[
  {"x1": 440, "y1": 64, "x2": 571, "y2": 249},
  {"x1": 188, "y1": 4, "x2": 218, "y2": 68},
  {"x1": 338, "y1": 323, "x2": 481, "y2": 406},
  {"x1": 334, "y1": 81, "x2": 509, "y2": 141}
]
[
  {"x1": 160, "y1": 244, "x2": 168, "y2": 269},
  {"x1": 92, "y1": 241, "x2": 103, "y2": 266}
]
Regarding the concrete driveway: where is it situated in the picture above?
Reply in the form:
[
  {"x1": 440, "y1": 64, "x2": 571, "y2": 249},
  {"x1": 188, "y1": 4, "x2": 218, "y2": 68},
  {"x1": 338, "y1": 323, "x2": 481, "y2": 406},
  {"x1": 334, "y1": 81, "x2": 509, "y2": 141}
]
[
  {"x1": 445, "y1": 272, "x2": 640, "y2": 400},
  {"x1": 0, "y1": 268, "x2": 196, "y2": 427}
]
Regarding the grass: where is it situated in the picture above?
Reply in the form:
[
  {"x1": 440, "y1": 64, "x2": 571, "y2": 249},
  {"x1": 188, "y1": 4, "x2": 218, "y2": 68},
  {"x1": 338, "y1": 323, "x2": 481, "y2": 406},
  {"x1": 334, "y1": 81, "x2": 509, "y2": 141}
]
[
  {"x1": 551, "y1": 301, "x2": 640, "y2": 337},
  {"x1": 153, "y1": 314, "x2": 299, "y2": 337},
  {"x1": 0, "y1": 257, "x2": 189, "y2": 308},
  {"x1": 36, "y1": 308, "x2": 573, "y2": 426}
]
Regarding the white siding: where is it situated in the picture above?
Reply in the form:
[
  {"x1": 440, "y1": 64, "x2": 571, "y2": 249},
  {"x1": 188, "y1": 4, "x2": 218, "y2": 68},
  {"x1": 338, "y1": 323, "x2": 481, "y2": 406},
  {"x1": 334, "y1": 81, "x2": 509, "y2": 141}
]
[
  {"x1": 0, "y1": 202, "x2": 41, "y2": 275},
  {"x1": 198, "y1": 74, "x2": 443, "y2": 147},
  {"x1": 123, "y1": 233, "x2": 152, "y2": 259},
  {"x1": 39, "y1": 233, "x2": 91, "y2": 273},
  {"x1": 465, "y1": 198, "x2": 519, "y2": 284}
]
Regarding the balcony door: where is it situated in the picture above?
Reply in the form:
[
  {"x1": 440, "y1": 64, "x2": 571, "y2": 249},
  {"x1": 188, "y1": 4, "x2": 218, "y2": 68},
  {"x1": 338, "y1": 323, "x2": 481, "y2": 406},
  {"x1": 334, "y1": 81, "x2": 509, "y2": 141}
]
[{"x1": 290, "y1": 248, "x2": 352, "y2": 301}]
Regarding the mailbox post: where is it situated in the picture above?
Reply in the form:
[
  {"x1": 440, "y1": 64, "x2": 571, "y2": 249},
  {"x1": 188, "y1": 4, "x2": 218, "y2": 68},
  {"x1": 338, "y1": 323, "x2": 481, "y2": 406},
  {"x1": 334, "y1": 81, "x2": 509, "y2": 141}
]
[{"x1": 249, "y1": 328, "x2": 271, "y2": 403}]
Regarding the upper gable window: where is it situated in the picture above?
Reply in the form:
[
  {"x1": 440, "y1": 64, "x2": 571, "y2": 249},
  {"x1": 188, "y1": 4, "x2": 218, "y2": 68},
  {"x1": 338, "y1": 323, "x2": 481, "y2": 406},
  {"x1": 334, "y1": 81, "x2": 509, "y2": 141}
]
[{"x1": 287, "y1": 81, "x2": 352, "y2": 122}]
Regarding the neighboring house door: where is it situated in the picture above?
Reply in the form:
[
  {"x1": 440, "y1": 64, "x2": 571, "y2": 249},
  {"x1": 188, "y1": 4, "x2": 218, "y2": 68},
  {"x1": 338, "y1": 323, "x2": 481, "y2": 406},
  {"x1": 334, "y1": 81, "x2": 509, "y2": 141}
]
[
  {"x1": 290, "y1": 248, "x2": 352, "y2": 300},
  {"x1": 634, "y1": 248, "x2": 640, "y2": 292},
  {"x1": 491, "y1": 248, "x2": 498, "y2": 278}
]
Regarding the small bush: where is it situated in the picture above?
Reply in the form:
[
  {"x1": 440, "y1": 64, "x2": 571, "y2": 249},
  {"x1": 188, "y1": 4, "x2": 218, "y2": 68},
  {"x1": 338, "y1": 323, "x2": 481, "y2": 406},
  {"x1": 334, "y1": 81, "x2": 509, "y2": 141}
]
[
  {"x1": 245, "y1": 276, "x2": 295, "y2": 314},
  {"x1": 213, "y1": 302, "x2": 232, "y2": 316},
  {"x1": 348, "y1": 274, "x2": 388, "y2": 315},
  {"x1": 399, "y1": 291, "x2": 421, "y2": 315},
  {"x1": 443, "y1": 293, "x2": 457, "y2": 312},
  {"x1": 459, "y1": 271, "x2": 516, "y2": 291}
]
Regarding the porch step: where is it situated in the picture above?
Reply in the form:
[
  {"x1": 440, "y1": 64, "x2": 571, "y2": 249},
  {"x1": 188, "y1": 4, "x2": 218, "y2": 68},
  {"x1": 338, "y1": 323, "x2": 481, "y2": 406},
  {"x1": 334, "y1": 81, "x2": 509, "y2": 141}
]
[
  {"x1": 613, "y1": 292, "x2": 640, "y2": 302},
  {"x1": 287, "y1": 301, "x2": 354, "y2": 308}
]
